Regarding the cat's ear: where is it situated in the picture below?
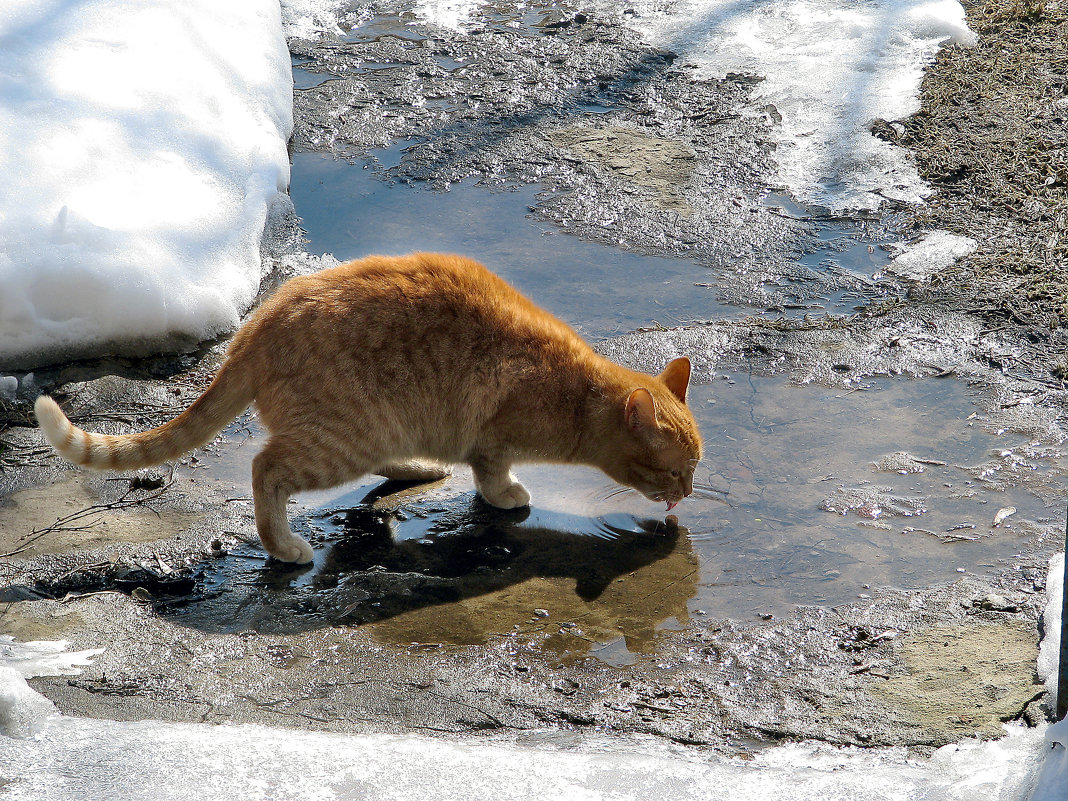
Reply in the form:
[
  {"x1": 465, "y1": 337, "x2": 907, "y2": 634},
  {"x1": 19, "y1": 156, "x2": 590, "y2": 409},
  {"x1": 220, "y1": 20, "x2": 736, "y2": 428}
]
[
  {"x1": 658, "y1": 357, "x2": 691, "y2": 404},
  {"x1": 625, "y1": 388, "x2": 657, "y2": 432}
]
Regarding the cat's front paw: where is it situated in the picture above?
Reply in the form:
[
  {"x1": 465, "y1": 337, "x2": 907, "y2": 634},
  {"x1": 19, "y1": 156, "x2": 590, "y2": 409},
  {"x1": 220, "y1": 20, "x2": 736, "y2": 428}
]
[
  {"x1": 481, "y1": 481, "x2": 531, "y2": 509},
  {"x1": 267, "y1": 535, "x2": 315, "y2": 564}
]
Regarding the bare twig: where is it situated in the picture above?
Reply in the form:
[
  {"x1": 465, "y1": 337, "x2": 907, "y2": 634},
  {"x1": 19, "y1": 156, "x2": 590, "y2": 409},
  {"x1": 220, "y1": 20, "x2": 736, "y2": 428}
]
[{"x1": 0, "y1": 473, "x2": 177, "y2": 559}]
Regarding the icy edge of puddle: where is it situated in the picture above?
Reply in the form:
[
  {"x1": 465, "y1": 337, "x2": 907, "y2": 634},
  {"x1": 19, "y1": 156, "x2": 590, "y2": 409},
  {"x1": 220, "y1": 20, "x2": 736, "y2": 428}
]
[
  {"x1": 0, "y1": 636, "x2": 1049, "y2": 799},
  {"x1": 0, "y1": 636, "x2": 102, "y2": 738}
]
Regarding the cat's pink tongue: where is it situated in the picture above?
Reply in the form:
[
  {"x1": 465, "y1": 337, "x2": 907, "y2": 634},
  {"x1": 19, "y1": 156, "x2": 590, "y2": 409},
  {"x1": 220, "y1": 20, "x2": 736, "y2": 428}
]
[{"x1": 666, "y1": 501, "x2": 678, "y2": 511}]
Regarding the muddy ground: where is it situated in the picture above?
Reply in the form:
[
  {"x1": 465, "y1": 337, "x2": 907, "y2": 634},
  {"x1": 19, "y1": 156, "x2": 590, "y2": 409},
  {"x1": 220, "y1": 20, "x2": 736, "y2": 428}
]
[{"x1": 1, "y1": 0, "x2": 1067, "y2": 756}]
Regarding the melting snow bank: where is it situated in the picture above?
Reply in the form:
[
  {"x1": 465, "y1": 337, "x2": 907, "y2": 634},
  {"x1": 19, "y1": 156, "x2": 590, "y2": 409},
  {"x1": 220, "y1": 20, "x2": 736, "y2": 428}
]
[
  {"x1": 0, "y1": 637, "x2": 102, "y2": 738},
  {"x1": 1030, "y1": 552, "x2": 1068, "y2": 801},
  {"x1": 1038, "y1": 553, "x2": 1064, "y2": 707},
  {"x1": 0, "y1": 637, "x2": 1048, "y2": 801},
  {"x1": 610, "y1": 0, "x2": 975, "y2": 212},
  {"x1": 0, "y1": 0, "x2": 292, "y2": 369}
]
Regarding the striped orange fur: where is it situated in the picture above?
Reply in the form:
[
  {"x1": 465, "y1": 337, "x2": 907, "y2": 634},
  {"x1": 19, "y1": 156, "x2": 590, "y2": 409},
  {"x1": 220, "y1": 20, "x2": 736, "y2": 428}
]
[{"x1": 36, "y1": 253, "x2": 702, "y2": 563}]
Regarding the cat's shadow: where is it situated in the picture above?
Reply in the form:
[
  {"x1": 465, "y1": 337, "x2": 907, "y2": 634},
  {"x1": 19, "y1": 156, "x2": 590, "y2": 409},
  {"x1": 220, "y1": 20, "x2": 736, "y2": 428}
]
[{"x1": 159, "y1": 482, "x2": 696, "y2": 645}]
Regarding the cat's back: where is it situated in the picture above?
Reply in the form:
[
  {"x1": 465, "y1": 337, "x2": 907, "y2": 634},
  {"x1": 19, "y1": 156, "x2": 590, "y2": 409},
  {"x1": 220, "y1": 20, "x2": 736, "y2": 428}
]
[
  {"x1": 244, "y1": 253, "x2": 574, "y2": 345},
  {"x1": 227, "y1": 250, "x2": 593, "y2": 393}
]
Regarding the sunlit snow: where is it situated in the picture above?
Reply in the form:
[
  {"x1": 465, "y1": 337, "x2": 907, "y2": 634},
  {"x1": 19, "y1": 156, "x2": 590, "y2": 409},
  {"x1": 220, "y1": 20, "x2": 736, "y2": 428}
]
[
  {"x1": 616, "y1": 0, "x2": 976, "y2": 212},
  {"x1": 0, "y1": 0, "x2": 292, "y2": 368}
]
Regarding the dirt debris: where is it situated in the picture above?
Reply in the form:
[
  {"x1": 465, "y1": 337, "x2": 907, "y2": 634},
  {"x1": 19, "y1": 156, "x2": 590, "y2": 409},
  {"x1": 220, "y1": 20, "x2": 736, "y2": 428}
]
[{"x1": 898, "y1": 0, "x2": 1068, "y2": 329}]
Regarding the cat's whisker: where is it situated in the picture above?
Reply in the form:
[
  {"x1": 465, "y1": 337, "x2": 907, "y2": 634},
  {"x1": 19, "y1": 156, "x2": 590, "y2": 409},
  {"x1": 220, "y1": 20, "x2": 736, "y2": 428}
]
[
  {"x1": 602, "y1": 485, "x2": 637, "y2": 501},
  {"x1": 690, "y1": 488, "x2": 733, "y2": 506},
  {"x1": 692, "y1": 480, "x2": 729, "y2": 495}
]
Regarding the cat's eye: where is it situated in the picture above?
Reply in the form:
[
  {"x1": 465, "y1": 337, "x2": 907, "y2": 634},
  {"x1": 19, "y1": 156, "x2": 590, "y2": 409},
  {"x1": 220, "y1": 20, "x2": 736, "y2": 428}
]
[{"x1": 669, "y1": 469, "x2": 681, "y2": 479}]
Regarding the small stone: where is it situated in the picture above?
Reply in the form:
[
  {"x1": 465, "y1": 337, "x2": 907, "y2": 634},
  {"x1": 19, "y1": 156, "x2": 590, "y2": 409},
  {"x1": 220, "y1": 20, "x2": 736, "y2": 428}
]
[
  {"x1": 533, "y1": 608, "x2": 550, "y2": 618},
  {"x1": 978, "y1": 593, "x2": 1020, "y2": 613},
  {"x1": 992, "y1": 507, "x2": 1016, "y2": 527}
]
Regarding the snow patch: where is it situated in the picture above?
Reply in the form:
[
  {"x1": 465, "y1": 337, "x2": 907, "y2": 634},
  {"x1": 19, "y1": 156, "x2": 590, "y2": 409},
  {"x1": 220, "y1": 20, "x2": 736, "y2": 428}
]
[
  {"x1": 612, "y1": 0, "x2": 975, "y2": 212},
  {"x1": 0, "y1": 637, "x2": 102, "y2": 738},
  {"x1": 280, "y1": 0, "x2": 350, "y2": 38},
  {"x1": 0, "y1": 0, "x2": 293, "y2": 369},
  {"x1": 0, "y1": 636, "x2": 1050, "y2": 798},
  {"x1": 1030, "y1": 718, "x2": 1068, "y2": 801},
  {"x1": 884, "y1": 230, "x2": 978, "y2": 282},
  {"x1": 1039, "y1": 552, "x2": 1064, "y2": 701},
  {"x1": 414, "y1": 0, "x2": 483, "y2": 30}
]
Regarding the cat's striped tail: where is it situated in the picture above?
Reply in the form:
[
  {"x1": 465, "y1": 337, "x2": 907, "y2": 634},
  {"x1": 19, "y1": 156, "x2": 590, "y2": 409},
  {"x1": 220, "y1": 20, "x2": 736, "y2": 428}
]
[{"x1": 35, "y1": 364, "x2": 255, "y2": 471}]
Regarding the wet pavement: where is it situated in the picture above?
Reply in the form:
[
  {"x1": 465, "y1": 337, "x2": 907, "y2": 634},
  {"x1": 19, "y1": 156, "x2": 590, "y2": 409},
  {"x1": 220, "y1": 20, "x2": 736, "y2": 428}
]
[{"x1": 1, "y1": 0, "x2": 1067, "y2": 756}]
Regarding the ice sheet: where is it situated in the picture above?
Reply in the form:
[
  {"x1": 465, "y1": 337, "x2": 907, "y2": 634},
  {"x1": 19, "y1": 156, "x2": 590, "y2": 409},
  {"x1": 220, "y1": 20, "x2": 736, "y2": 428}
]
[
  {"x1": 0, "y1": 636, "x2": 102, "y2": 738},
  {"x1": 884, "y1": 230, "x2": 977, "y2": 282}
]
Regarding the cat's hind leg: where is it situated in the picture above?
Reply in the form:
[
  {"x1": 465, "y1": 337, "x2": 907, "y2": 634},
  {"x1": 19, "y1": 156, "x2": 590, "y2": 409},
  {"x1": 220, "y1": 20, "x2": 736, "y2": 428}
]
[
  {"x1": 375, "y1": 460, "x2": 452, "y2": 482},
  {"x1": 252, "y1": 435, "x2": 371, "y2": 563},
  {"x1": 470, "y1": 455, "x2": 531, "y2": 509}
]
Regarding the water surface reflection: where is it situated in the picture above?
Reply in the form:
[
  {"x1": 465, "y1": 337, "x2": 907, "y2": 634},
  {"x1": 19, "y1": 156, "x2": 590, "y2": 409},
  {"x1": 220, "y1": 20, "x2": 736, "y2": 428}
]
[{"x1": 190, "y1": 372, "x2": 1064, "y2": 661}]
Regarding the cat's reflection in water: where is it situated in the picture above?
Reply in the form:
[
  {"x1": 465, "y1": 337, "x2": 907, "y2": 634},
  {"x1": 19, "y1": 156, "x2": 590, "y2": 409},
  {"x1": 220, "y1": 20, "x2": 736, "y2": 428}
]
[
  {"x1": 303, "y1": 492, "x2": 698, "y2": 657},
  {"x1": 179, "y1": 486, "x2": 698, "y2": 658}
]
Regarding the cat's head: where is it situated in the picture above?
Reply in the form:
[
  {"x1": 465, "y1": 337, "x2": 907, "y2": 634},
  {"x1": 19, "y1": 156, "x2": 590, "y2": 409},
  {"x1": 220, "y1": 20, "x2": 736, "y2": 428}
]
[{"x1": 603, "y1": 357, "x2": 702, "y2": 510}]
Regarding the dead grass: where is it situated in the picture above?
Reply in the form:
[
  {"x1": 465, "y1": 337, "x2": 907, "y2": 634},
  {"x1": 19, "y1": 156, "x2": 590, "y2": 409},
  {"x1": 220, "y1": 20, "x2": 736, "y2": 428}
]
[{"x1": 901, "y1": 0, "x2": 1068, "y2": 326}]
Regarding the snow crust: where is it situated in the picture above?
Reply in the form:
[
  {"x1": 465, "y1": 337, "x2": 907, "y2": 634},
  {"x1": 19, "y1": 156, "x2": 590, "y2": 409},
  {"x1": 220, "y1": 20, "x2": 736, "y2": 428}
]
[
  {"x1": 1039, "y1": 552, "x2": 1064, "y2": 701},
  {"x1": 884, "y1": 230, "x2": 977, "y2": 282},
  {"x1": 279, "y1": 0, "x2": 350, "y2": 38},
  {"x1": 1030, "y1": 718, "x2": 1068, "y2": 801},
  {"x1": 0, "y1": 0, "x2": 293, "y2": 369},
  {"x1": 614, "y1": 0, "x2": 975, "y2": 212},
  {"x1": 0, "y1": 637, "x2": 102, "y2": 738},
  {"x1": 0, "y1": 636, "x2": 1048, "y2": 801}
]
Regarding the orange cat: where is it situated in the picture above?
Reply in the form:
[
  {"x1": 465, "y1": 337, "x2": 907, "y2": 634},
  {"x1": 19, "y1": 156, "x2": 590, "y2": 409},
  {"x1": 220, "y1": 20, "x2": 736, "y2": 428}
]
[{"x1": 35, "y1": 253, "x2": 702, "y2": 564}]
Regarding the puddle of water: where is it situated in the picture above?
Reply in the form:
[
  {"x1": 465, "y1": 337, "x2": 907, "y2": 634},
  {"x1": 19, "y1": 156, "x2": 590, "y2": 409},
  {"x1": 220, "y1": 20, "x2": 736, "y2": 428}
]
[
  {"x1": 175, "y1": 373, "x2": 1063, "y2": 664},
  {"x1": 291, "y1": 54, "x2": 340, "y2": 91},
  {"x1": 680, "y1": 376, "x2": 1064, "y2": 617},
  {"x1": 341, "y1": 15, "x2": 427, "y2": 44},
  {"x1": 290, "y1": 150, "x2": 727, "y2": 337},
  {"x1": 293, "y1": 26, "x2": 902, "y2": 321},
  {"x1": 293, "y1": 66, "x2": 340, "y2": 90},
  {"x1": 752, "y1": 193, "x2": 891, "y2": 313},
  {"x1": 800, "y1": 226, "x2": 885, "y2": 281},
  {"x1": 0, "y1": 476, "x2": 203, "y2": 559}
]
